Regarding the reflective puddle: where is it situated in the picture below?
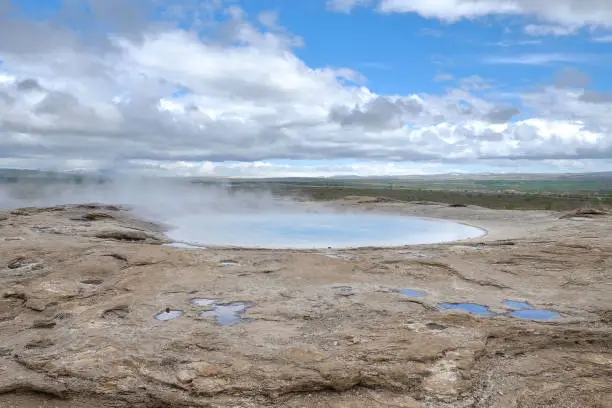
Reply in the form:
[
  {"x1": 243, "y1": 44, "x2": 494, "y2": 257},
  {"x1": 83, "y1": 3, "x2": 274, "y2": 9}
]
[
  {"x1": 154, "y1": 309, "x2": 184, "y2": 321},
  {"x1": 199, "y1": 301, "x2": 253, "y2": 326},
  {"x1": 504, "y1": 300, "x2": 533, "y2": 309},
  {"x1": 400, "y1": 289, "x2": 427, "y2": 297},
  {"x1": 164, "y1": 242, "x2": 206, "y2": 249},
  {"x1": 439, "y1": 303, "x2": 493, "y2": 316},
  {"x1": 220, "y1": 260, "x2": 239, "y2": 266},
  {"x1": 509, "y1": 309, "x2": 561, "y2": 320},
  {"x1": 503, "y1": 300, "x2": 561, "y2": 320},
  {"x1": 165, "y1": 212, "x2": 484, "y2": 249},
  {"x1": 190, "y1": 298, "x2": 221, "y2": 306}
]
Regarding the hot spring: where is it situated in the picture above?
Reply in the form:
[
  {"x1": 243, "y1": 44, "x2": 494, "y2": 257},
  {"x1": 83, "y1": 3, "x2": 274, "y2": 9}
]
[
  {"x1": 164, "y1": 211, "x2": 484, "y2": 249},
  {"x1": 0, "y1": 180, "x2": 484, "y2": 249}
]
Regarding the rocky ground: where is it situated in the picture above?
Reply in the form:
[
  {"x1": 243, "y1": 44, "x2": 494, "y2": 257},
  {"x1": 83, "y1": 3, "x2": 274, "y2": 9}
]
[{"x1": 0, "y1": 198, "x2": 611, "y2": 407}]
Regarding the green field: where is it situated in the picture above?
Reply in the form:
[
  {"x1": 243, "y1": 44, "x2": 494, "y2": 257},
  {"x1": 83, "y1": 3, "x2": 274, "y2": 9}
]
[
  {"x1": 201, "y1": 173, "x2": 612, "y2": 211},
  {"x1": 2, "y1": 169, "x2": 612, "y2": 211}
]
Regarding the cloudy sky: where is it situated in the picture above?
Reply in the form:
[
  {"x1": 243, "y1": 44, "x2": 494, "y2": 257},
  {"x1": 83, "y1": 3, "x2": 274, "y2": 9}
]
[{"x1": 1, "y1": 0, "x2": 612, "y2": 177}]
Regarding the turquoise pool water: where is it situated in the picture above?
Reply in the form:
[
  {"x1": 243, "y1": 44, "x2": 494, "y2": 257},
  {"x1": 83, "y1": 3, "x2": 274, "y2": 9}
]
[
  {"x1": 400, "y1": 289, "x2": 427, "y2": 297},
  {"x1": 439, "y1": 303, "x2": 493, "y2": 316},
  {"x1": 504, "y1": 300, "x2": 533, "y2": 309},
  {"x1": 165, "y1": 212, "x2": 484, "y2": 249},
  {"x1": 509, "y1": 309, "x2": 561, "y2": 320}
]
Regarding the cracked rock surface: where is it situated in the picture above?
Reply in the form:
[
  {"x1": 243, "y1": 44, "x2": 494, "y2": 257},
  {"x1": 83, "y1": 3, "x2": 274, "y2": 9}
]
[{"x1": 0, "y1": 200, "x2": 611, "y2": 407}]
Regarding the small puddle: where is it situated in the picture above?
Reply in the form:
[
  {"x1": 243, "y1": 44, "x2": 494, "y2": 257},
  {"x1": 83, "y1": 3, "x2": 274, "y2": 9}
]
[
  {"x1": 220, "y1": 260, "x2": 239, "y2": 266},
  {"x1": 190, "y1": 298, "x2": 220, "y2": 307},
  {"x1": 504, "y1": 300, "x2": 533, "y2": 310},
  {"x1": 400, "y1": 289, "x2": 427, "y2": 297},
  {"x1": 164, "y1": 242, "x2": 205, "y2": 249},
  {"x1": 509, "y1": 309, "x2": 561, "y2": 320},
  {"x1": 199, "y1": 301, "x2": 253, "y2": 326},
  {"x1": 323, "y1": 253, "x2": 355, "y2": 261},
  {"x1": 439, "y1": 303, "x2": 493, "y2": 316},
  {"x1": 154, "y1": 309, "x2": 184, "y2": 321},
  {"x1": 332, "y1": 285, "x2": 355, "y2": 296}
]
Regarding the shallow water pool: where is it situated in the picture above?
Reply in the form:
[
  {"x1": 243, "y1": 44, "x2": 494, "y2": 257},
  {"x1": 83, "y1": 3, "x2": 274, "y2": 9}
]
[
  {"x1": 199, "y1": 301, "x2": 253, "y2": 326},
  {"x1": 509, "y1": 309, "x2": 561, "y2": 320},
  {"x1": 504, "y1": 300, "x2": 533, "y2": 310},
  {"x1": 439, "y1": 303, "x2": 493, "y2": 316},
  {"x1": 165, "y1": 212, "x2": 484, "y2": 249},
  {"x1": 400, "y1": 289, "x2": 427, "y2": 297},
  {"x1": 154, "y1": 309, "x2": 184, "y2": 321}
]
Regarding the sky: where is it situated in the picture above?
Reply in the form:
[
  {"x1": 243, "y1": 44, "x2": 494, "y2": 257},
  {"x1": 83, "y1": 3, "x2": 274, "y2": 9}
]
[{"x1": 1, "y1": 0, "x2": 612, "y2": 177}]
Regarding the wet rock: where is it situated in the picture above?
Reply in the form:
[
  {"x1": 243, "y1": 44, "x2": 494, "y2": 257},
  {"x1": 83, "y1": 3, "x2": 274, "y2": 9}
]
[
  {"x1": 80, "y1": 279, "x2": 104, "y2": 285},
  {"x1": 7, "y1": 256, "x2": 26, "y2": 269},
  {"x1": 24, "y1": 338, "x2": 55, "y2": 349},
  {"x1": 426, "y1": 323, "x2": 447, "y2": 330},
  {"x1": 76, "y1": 203, "x2": 121, "y2": 211},
  {"x1": 82, "y1": 211, "x2": 114, "y2": 221},
  {"x1": 102, "y1": 305, "x2": 130, "y2": 319},
  {"x1": 6, "y1": 263, "x2": 44, "y2": 276},
  {"x1": 102, "y1": 253, "x2": 128, "y2": 262},
  {"x1": 31, "y1": 319, "x2": 56, "y2": 329},
  {"x1": 94, "y1": 229, "x2": 161, "y2": 242},
  {"x1": 3, "y1": 289, "x2": 27, "y2": 301}
]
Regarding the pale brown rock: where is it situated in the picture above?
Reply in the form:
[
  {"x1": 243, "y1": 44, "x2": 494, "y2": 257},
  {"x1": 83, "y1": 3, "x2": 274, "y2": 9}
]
[
  {"x1": 0, "y1": 201, "x2": 610, "y2": 407},
  {"x1": 24, "y1": 298, "x2": 47, "y2": 312}
]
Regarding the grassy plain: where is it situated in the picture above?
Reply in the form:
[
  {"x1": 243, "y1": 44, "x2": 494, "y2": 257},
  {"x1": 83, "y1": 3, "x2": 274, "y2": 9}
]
[
  {"x1": 212, "y1": 173, "x2": 612, "y2": 211},
  {"x1": 2, "y1": 169, "x2": 612, "y2": 211}
]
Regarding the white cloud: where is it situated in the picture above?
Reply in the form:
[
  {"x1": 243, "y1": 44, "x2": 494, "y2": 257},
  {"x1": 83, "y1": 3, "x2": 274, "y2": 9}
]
[
  {"x1": 327, "y1": 0, "x2": 373, "y2": 13},
  {"x1": 490, "y1": 39, "x2": 542, "y2": 47},
  {"x1": 483, "y1": 53, "x2": 588, "y2": 65},
  {"x1": 592, "y1": 35, "x2": 612, "y2": 43},
  {"x1": 0, "y1": 2, "x2": 611, "y2": 176},
  {"x1": 329, "y1": 0, "x2": 612, "y2": 32},
  {"x1": 524, "y1": 24, "x2": 579, "y2": 36},
  {"x1": 125, "y1": 159, "x2": 454, "y2": 177},
  {"x1": 434, "y1": 73, "x2": 454, "y2": 82}
]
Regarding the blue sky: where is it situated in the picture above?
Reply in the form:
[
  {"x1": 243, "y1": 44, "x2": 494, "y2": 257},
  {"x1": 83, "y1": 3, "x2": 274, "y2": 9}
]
[{"x1": 1, "y1": 0, "x2": 612, "y2": 176}]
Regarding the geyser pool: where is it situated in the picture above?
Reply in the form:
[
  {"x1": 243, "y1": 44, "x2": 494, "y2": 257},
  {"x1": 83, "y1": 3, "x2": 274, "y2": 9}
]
[{"x1": 165, "y1": 212, "x2": 484, "y2": 249}]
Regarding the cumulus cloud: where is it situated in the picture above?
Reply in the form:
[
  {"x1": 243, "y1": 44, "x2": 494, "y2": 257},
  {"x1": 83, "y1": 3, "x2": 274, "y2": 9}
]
[
  {"x1": 524, "y1": 24, "x2": 579, "y2": 36},
  {"x1": 579, "y1": 90, "x2": 612, "y2": 104},
  {"x1": 329, "y1": 0, "x2": 612, "y2": 31},
  {"x1": 483, "y1": 53, "x2": 589, "y2": 65},
  {"x1": 555, "y1": 67, "x2": 592, "y2": 88},
  {"x1": 592, "y1": 35, "x2": 612, "y2": 43},
  {"x1": 0, "y1": 1, "x2": 610, "y2": 176}
]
